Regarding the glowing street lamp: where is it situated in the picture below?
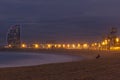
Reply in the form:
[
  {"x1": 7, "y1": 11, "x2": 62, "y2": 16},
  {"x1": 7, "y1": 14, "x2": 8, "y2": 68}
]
[
  {"x1": 54, "y1": 44, "x2": 57, "y2": 48},
  {"x1": 98, "y1": 44, "x2": 101, "y2": 47},
  {"x1": 21, "y1": 43, "x2": 27, "y2": 48},
  {"x1": 102, "y1": 42, "x2": 105, "y2": 45},
  {"x1": 67, "y1": 44, "x2": 70, "y2": 48},
  {"x1": 72, "y1": 44, "x2": 76, "y2": 48},
  {"x1": 94, "y1": 43, "x2": 97, "y2": 46},
  {"x1": 92, "y1": 44, "x2": 94, "y2": 47},
  {"x1": 47, "y1": 44, "x2": 52, "y2": 48},
  {"x1": 83, "y1": 43, "x2": 89, "y2": 49},
  {"x1": 62, "y1": 44, "x2": 65, "y2": 48},
  {"x1": 77, "y1": 44, "x2": 81, "y2": 48},
  {"x1": 91, "y1": 43, "x2": 97, "y2": 47},
  {"x1": 58, "y1": 44, "x2": 61, "y2": 48},
  {"x1": 104, "y1": 39, "x2": 108, "y2": 45},
  {"x1": 116, "y1": 38, "x2": 119, "y2": 43},
  {"x1": 8, "y1": 44, "x2": 12, "y2": 48},
  {"x1": 34, "y1": 44, "x2": 39, "y2": 48}
]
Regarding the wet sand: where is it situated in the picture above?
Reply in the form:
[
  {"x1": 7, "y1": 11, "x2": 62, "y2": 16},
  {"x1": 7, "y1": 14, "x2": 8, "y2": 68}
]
[{"x1": 0, "y1": 49, "x2": 119, "y2": 80}]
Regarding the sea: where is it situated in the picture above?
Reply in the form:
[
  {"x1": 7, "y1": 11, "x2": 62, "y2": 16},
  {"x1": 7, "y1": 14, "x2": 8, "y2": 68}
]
[{"x1": 0, "y1": 52, "x2": 83, "y2": 68}]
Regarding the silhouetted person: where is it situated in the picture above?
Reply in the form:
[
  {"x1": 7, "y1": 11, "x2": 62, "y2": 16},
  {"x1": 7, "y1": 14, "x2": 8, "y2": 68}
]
[{"x1": 96, "y1": 54, "x2": 100, "y2": 59}]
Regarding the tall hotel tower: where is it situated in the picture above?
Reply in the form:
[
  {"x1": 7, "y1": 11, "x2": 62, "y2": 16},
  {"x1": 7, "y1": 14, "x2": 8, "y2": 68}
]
[{"x1": 7, "y1": 25, "x2": 21, "y2": 48}]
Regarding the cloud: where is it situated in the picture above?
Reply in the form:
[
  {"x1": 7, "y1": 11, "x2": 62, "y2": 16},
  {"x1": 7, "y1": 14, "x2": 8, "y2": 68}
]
[
  {"x1": 0, "y1": 0, "x2": 120, "y2": 21},
  {"x1": 0, "y1": 0, "x2": 120, "y2": 43}
]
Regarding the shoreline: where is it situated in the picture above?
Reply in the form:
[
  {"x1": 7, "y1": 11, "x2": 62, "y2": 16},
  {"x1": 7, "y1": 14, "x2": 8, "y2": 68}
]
[
  {"x1": 0, "y1": 48, "x2": 119, "y2": 59},
  {"x1": 0, "y1": 48, "x2": 119, "y2": 80},
  {"x1": 0, "y1": 51, "x2": 84, "y2": 68}
]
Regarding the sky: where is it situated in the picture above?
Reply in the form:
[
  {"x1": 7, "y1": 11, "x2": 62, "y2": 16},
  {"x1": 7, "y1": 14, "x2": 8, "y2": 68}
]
[{"x1": 0, "y1": 0, "x2": 120, "y2": 44}]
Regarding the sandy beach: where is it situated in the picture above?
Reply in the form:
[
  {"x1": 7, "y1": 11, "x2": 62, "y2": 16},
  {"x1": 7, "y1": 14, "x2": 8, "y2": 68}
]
[{"x1": 0, "y1": 49, "x2": 119, "y2": 80}]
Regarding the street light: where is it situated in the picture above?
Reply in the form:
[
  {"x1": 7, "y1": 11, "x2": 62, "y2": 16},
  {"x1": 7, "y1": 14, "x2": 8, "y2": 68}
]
[
  {"x1": 21, "y1": 43, "x2": 27, "y2": 48},
  {"x1": 116, "y1": 38, "x2": 119, "y2": 43},
  {"x1": 34, "y1": 44, "x2": 39, "y2": 48}
]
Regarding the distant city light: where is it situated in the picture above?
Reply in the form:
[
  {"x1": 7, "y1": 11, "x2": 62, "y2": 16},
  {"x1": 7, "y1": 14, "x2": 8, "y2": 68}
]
[
  {"x1": 83, "y1": 43, "x2": 89, "y2": 49},
  {"x1": 62, "y1": 44, "x2": 66, "y2": 48},
  {"x1": 47, "y1": 44, "x2": 52, "y2": 48},
  {"x1": 58, "y1": 44, "x2": 61, "y2": 48},
  {"x1": 67, "y1": 44, "x2": 70, "y2": 48},
  {"x1": 110, "y1": 47, "x2": 120, "y2": 50},
  {"x1": 116, "y1": 38, "x2": 119, "y2": 42},
  {"x1": 8, "y1": 44, "x2": 12, "y2": 48},
  {"x1": 94, "y1": 43, "x2": 97, "y2": 46},
  {"x1": 21, "y1": 44, "x2": 27, "y2": 48},
  {"x1": 34, "y1": 44, "x2": 39, "y2": 48},
  {"x1": 72, "y1": 44, "x2": 76, "y2": 48},
  {"x1": 102, "y1": 42, "x2": 105, "y2": 45},
  {"x1": 104, "y1": 40, "x2": 108, "y2": 45},
  {"x1": 4, "y1": 25, "x2": 120, "y2": 51},
  {"x1": 54, "y1": 44, "x2": 57, "y2": 48},
  {"x1": 77, "y1": 44, "x2": 81, "y2": 48}
]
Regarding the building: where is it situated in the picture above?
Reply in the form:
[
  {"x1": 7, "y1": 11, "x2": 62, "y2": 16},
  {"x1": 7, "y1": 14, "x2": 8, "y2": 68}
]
[
  {"x1": 107, "y1": 27, "x2": 118, "y2": 47},
  {"x1": 7, "y1": 25, "x2": 21, "y2": 48}
]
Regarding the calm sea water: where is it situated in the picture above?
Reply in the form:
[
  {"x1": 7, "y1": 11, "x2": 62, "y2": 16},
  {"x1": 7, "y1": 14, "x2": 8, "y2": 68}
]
[{"x1": 0, "y1": 52, "x2": 83, "y2": 68}]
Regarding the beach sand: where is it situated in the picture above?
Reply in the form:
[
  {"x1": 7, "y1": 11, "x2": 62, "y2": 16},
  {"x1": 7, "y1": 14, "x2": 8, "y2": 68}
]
[{"x1": 0, "y1": 49, "x2": 119, "y2": 80}]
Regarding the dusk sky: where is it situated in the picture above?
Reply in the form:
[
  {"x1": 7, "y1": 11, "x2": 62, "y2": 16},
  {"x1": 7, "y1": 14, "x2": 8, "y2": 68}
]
[{"x1": 0, "y1": 0, "x2": 120, "y2": 44}]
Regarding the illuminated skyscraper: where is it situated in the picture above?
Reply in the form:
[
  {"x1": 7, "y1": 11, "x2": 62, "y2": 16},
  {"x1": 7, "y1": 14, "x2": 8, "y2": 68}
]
[{"x1": 7, "y1": 25, "x2": 21, "y2": 48}]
